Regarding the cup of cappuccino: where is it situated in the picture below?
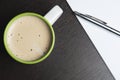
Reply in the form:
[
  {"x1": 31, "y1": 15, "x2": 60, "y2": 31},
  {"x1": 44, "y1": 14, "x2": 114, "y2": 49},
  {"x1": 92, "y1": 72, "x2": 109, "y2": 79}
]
[{"x1": 3, "y1": 5, "x2": 63, "y2": 64}]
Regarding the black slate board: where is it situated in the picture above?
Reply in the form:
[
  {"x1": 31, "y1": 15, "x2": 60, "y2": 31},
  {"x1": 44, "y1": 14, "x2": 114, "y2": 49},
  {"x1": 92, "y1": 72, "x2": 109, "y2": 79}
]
[{"x1": 0, "y1": 0, "x2": 115, "y2": 80}]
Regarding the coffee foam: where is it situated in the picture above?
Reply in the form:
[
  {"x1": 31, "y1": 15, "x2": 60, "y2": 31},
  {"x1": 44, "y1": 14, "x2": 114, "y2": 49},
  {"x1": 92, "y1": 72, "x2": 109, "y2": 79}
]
[{"x1": 7, "y1": 16, "x2": 52, "y2": 61}]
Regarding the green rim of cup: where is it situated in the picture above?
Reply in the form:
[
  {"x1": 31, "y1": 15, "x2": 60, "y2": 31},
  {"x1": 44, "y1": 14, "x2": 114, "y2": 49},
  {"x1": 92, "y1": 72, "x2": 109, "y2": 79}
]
[{"x1": 3, "y1": 12, "x2": 55, "y2": 64}]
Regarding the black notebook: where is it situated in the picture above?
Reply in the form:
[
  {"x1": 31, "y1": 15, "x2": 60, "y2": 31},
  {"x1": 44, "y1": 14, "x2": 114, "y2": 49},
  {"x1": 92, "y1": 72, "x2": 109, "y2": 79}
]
[{"x1": 0, "y1": 0, "x2": 115, "y2": 80}]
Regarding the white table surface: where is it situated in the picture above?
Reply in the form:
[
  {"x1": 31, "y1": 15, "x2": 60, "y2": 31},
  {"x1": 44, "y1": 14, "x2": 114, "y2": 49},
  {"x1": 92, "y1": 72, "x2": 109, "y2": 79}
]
[{"x1": 67, "y1": 0, "x2": 120, "y2": 79}]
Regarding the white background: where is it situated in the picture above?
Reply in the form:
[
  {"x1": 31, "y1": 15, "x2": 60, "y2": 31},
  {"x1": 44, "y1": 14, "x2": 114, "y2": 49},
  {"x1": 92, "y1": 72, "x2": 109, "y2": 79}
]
[{"x1": 67, "y1": 0, "x2": 120, "y2": 79}]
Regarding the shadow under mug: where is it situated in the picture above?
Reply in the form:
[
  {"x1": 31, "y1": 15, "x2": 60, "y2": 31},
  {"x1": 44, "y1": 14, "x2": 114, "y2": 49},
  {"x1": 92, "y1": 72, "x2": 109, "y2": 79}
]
[{"x1": 3, "y1": 5, "x2": 63, "y2": 64}]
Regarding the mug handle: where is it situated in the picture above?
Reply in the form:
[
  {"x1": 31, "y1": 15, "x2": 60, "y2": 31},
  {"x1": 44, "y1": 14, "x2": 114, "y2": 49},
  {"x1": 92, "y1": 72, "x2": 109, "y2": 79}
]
[{"x1": 44, "y1": 5, "x2": 63, "y2": 25}]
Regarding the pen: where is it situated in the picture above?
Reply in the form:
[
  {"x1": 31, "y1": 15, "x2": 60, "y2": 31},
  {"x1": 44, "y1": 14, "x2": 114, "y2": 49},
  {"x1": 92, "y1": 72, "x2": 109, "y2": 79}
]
[{"x1": 74, "y1": 11, "x2": 120, "y2": 36}]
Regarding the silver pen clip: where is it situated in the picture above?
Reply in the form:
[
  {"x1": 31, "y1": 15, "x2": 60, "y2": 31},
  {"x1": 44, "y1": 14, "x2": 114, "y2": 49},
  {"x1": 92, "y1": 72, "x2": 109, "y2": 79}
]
[
  {"x1": 74, "y1": 11, "x2": 107, "y2": 25},
  {"x1": 84, "y1": 14, "x2": 107, "y2": 25}
]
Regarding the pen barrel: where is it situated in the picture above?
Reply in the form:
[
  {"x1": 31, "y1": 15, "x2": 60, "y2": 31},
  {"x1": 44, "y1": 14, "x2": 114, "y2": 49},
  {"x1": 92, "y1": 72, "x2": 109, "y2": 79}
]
[
  {"x1": 74, "y1": 11, "x2": 120, "y2": 36},
  {"x1": 85, "y1": 16, "x2": 120, "y2": 36},
  {"x1": 99, "y1": 24, "x2": 120, "y2": 36}
]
